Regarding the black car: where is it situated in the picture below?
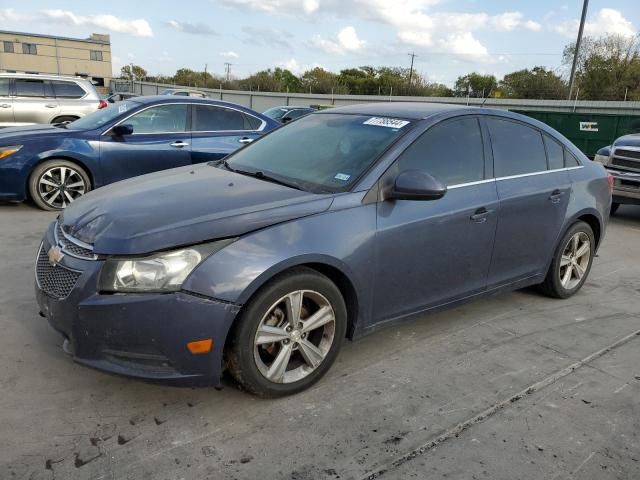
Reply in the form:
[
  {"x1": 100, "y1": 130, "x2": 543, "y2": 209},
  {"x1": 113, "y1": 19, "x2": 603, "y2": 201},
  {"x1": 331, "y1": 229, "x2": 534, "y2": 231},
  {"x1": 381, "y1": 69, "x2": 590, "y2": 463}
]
[{"x1": 263, "y1": 106, "x2": 315, "y2": 124}]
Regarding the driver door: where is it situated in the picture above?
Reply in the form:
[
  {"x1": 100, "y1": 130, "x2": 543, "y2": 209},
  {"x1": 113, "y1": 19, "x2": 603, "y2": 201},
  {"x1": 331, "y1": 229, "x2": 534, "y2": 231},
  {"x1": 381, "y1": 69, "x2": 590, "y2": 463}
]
[
  {"x1": 373, "y1": 116, "x2": 499, "y2": 322},
  {"x1": 99, "y1": 103, "x2": 192, "y2": 184}
]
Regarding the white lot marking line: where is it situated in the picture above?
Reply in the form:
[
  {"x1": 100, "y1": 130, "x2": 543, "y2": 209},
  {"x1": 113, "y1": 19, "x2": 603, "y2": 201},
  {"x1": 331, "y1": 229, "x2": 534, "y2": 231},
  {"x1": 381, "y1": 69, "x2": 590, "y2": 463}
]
[
  {"x1": 570, "y1": 451, "x2": 595, "y2": 478},
  {"x1": 362, "y1": 328, "x2": 640, "y2": 480}
]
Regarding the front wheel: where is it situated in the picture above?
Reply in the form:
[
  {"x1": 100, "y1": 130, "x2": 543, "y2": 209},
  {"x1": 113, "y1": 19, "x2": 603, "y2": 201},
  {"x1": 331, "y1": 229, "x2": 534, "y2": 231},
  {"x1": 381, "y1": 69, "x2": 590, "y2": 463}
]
[
  {"x1": 539, "y1": 221, "x2": 595, "y2": 299},
  {"x1": 29, "y1": 160, "x2": 91, "y2": 211},
  {"x1": 226, "y1": 267, "x2": 347, "y2": 397}
]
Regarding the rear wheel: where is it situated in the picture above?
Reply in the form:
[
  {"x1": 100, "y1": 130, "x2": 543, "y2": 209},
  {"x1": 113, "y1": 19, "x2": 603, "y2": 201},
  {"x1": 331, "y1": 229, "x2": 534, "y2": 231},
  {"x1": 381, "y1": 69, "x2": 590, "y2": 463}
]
[
  {"x1": 539, "y1": 221, "x2": 595, "y2": 299},
  {"x1": 226, "y1": 267, "x2": 347, "y2": 397},
  {"x1": 29, "y1": 160, "x2": 91, "y2": 211},
  {"x1": 610, "y1": 202, "x2": 620, "y2": 215}
]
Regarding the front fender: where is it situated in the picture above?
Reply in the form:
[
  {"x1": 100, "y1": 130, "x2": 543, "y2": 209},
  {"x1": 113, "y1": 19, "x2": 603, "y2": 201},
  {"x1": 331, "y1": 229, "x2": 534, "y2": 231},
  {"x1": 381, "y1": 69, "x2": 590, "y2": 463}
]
[{"x1": 182, "y1": 203, "x2": 377, "y2": 330}]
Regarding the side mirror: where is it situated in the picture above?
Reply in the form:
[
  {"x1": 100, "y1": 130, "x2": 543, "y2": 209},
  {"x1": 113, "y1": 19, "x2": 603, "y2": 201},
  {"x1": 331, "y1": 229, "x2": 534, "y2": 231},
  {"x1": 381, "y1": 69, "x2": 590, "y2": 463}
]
[
  {"x1": 111, "y1": 124, "x2": 133, "y2": 136},
  {"x1": 281, "y1": 117, "x2": 293, "y2": 124},
  {"x1": 384, "y1": 170, "x2": 447, "y2": 201}
]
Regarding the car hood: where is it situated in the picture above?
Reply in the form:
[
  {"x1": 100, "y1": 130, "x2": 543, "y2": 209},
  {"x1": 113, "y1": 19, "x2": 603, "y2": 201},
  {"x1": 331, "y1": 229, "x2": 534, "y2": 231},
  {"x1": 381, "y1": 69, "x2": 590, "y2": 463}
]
[
  {"x1": 0, "y1": 124, "x2": 75, "y2": 140},
  {"x1": 613, "y1": 133, "x2": 640, "y2": 148},
  {"x1": 60, "y1": 164, "x2": 334, "y2": 255}
]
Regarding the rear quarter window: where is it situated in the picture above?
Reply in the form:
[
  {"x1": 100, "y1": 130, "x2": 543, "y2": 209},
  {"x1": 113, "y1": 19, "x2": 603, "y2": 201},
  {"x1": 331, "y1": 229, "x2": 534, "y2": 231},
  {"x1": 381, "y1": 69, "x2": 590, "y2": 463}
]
[
  {"x1": 544, "y1": 135, "x2": 564, "y2": 170},
  {"x1": 487, "y1": 118, "x2": 547, "y2": 177},
  {"x1": 564, "y1": 149, "x2": 581, "y2": 167}
]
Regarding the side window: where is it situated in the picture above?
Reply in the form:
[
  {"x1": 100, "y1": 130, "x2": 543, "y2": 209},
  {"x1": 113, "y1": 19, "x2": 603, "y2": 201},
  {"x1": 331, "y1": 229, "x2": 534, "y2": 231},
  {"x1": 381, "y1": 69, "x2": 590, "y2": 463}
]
[
  {"x1": 15, "y1": 79, "x2": 46, "y2": 97},
  {"x1": 243, "y1": 113, "x2": 262, "y2": 130},
  {"x1": 0, "y1": 79, "x2": 9, "y2": 96},
  {"x1": 193, "y1": 105, "x2": 246, "y2": 131},
  {"x1": 564, "y1": 149, "x2": 581, "y2": 167},
  {"x1": 543, "y1": 135, "x2": 564, "y2": 170},
  {"x1": 397, "y1": 117, "x2": 485, "y2": 185},
  {"x1": 487, "y1": 118, "x2": 547, "y2": 177},
  {"x1": 126, "y1": 104, "x2": 188, "y2": 133},
  {"x1": 52, "y1": 81, "x2": 86, "y2": 99}
]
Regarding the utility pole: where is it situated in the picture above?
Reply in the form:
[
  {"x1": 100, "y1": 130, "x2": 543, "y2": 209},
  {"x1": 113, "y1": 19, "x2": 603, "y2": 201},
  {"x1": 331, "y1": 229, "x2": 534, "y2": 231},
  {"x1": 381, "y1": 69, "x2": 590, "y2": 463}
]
[
  {"x1": 224, "y1": 62, "x2": 232, "y2": 82},
  {"x1": 568, "y1": 0, "x2": 589, "y2": 100},
  {"x1": 204, "y1": 63, "x2": 208, "y2": 75},
  {"x1": 408, "y1": 53, "x2": 417, "y2": 84}
]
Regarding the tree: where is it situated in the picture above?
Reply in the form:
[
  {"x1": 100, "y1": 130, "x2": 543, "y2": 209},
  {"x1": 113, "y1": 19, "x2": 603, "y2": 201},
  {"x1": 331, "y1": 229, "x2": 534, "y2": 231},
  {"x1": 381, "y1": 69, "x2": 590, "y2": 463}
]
[
  {"x1": 453, "y1": 73, "x2": 497, "y2": 98},
  {"x1": 562, "y1": 34, "x2": 640, "y2": 100},
  {"x1": 300, "y1": 67, "x2": 345, "y2": 94},
  {"x1": 120, "y1": 64, "x2": 147, "y2": 81},
  {"x1": 499, "y1": 67, "x2": 567, "y2": 99}
]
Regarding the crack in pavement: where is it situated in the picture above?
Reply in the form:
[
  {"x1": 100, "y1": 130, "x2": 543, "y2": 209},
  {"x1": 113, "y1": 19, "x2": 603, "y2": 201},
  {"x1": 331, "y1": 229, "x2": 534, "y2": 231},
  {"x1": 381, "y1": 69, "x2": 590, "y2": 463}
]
[{"x1": 361, "y1": 328, "x2": 640, "y2": 480}]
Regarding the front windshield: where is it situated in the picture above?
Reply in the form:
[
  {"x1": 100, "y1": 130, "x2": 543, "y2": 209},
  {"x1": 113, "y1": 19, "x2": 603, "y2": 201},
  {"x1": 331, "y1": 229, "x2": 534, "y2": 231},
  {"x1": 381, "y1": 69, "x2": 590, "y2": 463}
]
[
  {"x1": 226, "y1": 113, "x2": 412, "y2": 192},
  {"x1": 159, "y1": 89, "x2": 174, "y2": 95},
  {"x1": 68, "y1": 101, "x2": 140, "y2": 130},
  {"x1": 262, "y1": 107, "x2": 288, "y2": 120}
]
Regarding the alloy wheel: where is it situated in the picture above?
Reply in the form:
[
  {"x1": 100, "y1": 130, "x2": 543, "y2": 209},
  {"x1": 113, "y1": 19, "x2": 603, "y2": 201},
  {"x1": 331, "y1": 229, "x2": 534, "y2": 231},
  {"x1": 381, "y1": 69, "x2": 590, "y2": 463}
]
[
  {"x1": 37, "y1": 166, "x2": 87, "y2": 209},
  {"x1": 559, "y1": 231, "x2": 591, "y2": 290},
  {"x1": 253, "y1": 290, "x2": 336, "y2": 384}
]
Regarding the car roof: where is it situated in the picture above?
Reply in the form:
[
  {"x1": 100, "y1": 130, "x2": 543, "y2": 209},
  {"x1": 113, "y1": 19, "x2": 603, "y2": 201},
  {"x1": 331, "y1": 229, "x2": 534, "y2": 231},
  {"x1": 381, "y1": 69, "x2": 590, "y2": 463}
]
[
  {"x1": 0, "y1": 72, "x2": 91, "y2": 82},
  {"x1": 131, "y1": 95, "x2": 246, "y2": 107},
  {"x1": 323, "y1": 102, "x2": 472, "y2": 120},
  {"x1": 269, "y1": 106, "x2": 313, "y2": 110}
]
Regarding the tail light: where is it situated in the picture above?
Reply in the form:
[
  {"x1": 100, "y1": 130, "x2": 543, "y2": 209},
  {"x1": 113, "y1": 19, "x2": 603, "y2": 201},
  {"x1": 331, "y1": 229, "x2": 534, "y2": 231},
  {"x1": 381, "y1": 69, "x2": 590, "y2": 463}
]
[
  {"x1": 98, "y1": 100, "x2": 108, "y2": 109},
  {"x1": 607, "y1": 174, "x2": 615, "y2": 192}
]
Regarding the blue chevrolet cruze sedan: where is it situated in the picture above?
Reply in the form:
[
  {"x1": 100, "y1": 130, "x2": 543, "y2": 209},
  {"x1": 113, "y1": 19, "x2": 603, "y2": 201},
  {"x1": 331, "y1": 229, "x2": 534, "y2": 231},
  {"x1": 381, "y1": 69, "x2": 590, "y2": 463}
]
[
  {"x1": 35, "y1": 103, "x2": 611, "y2": 397},
  {"x1": 0, "y1": 96, "x2": 278, "y2": 210}
]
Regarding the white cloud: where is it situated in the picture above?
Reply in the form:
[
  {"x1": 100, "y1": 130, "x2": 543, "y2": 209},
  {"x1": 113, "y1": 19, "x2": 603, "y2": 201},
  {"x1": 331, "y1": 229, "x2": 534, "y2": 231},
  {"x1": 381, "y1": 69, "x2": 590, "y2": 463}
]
[
  {"x1": 42, "y1": 10, "x2": 153, "y2": 37},
  {"x1": 311, "y1": 26, "x2": 366, "y2": 55},
  {"x1": 553, "y1": 8, "x2": 635, "y2": 38},
  {"x1": 166, "y1": 20, "x2": 217, "y2": 35},
  {"x1": 491, "y1": 12, "x2": 541, "y2": 32},
  {"x1": 438, "y1": 32, "x2": 489, "y2": 62},
  {"x1": 276, "y1": 58, "x2": 324, "y2": 75},
  {"x1": 220, "y1": 51, "x2": 240, "y2": 59},
  {"x1": 0, "y1": 8, "x2": 30, "y2": 22}
]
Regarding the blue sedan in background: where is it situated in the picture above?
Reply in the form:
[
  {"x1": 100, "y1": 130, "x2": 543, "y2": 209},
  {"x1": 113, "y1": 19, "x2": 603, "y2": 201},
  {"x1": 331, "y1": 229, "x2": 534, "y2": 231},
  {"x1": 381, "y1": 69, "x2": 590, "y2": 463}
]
[{"x1": 0, "y1": 96, "x2": 279, "y2": 210}]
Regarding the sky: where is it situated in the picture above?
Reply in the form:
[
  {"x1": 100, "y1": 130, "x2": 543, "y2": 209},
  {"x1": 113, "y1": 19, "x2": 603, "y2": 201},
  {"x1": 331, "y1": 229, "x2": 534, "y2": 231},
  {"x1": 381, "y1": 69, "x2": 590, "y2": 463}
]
[{"x1": 0, "y1": 1, "x2": 638, "y2": 87}]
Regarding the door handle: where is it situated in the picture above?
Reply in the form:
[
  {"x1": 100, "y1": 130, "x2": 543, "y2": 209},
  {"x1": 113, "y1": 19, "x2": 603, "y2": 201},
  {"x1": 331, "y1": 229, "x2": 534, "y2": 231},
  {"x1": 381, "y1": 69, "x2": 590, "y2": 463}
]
[
  {"x1": 45, "y1": 104, "x2": 57, "y2": 108},
  {"x1": 0, "y1": 104, "x2": 10, "y2": 108},
  {"x1": 549, "y1": 189, "x2": 565, "y2": 203},
  {"x1": 238, "y1": 137, "x2": 254, "y2": 144},
  {"x1": 170, "y1": 141, "x2": 189, "y2": 148},
  {"x1": 470, "y1": 207, "x2": 492, "y2": 223}
]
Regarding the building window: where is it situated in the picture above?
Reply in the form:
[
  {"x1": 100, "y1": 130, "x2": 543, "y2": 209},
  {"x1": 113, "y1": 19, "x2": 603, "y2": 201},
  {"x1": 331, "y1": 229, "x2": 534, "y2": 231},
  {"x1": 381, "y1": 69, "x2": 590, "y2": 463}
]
[
  {"x1": 3, "y1": 41, "x2": 14, "y2": 53},
  {"x1": 22, "y1": 43, "x2": 37, "y2": 55},
  {"x1": 90, "y1": 50, "x2": 103, "y2": 61}
]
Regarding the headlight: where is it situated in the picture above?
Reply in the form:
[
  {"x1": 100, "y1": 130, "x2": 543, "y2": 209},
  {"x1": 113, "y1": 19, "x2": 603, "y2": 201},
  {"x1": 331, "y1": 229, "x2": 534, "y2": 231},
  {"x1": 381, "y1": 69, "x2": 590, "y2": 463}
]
[
  {"x1": 593, "y1": 153, "x2": 609, "y2": 165},
  {"x1": 0, "y1": 145, "x2": 23, "y2": 160},
  {"x1": 99, "y1": 239, "x2": 235, "y2": 293}
]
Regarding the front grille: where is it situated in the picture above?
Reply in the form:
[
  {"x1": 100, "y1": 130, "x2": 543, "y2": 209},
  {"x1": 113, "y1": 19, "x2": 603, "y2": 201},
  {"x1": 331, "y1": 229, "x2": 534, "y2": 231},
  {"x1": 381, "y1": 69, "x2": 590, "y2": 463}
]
[
  {"x1": 615, "y1": 148, "x2": 640, "y2": 160},
  {"x1": 55, "y1": 222, "x2": 96, "y2": 260},
  {"x1": 611, "y1": 157, "x2": 640, "y2": 171},
  {"x1": 36, "y1": 241, "x2": 81, "y2": 299}
]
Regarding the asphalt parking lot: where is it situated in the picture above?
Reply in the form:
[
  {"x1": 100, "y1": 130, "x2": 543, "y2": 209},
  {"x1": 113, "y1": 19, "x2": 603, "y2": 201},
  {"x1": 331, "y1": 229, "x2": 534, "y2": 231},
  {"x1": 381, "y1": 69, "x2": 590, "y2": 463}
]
[{"x1": 1, "y1": 203, "x2": 639, "y2": 480}]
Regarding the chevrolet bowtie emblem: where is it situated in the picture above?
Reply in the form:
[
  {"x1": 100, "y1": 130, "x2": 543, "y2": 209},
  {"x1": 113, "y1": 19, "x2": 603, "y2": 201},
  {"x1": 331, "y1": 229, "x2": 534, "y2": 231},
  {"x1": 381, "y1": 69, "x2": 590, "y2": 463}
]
[{"x1": 47, "y1": 245, "x2": 65, "y2": 266}]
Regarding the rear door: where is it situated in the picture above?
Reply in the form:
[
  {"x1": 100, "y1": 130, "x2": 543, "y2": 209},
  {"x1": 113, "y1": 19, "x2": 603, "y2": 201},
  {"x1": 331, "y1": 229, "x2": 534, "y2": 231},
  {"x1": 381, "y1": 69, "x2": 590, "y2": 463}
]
[
  {"x1": 0, "y1": 78, "x2": 13, "y2": 126},
  {"x1": 485, "y1": 117, "x2": 572, "y2": 287},
  {"x1": 373, "y1": 116, "x2": 499, "y2": 321},
  {"x1": 12, "y1": 78, "x2": 59, "y2": 124},
  {"x1": 99, "y1": 103, "x2": 192, "y2": 184},
  {"x1": 190, "y1": 104, "x2": 264, "y2": 163}
]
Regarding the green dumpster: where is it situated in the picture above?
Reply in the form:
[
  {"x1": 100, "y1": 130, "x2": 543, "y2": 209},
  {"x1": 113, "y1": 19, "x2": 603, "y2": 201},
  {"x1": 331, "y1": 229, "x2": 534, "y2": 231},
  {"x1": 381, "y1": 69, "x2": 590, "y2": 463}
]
[{"x1": 511, "y1": 110, "x2": 640, "y2": 158}]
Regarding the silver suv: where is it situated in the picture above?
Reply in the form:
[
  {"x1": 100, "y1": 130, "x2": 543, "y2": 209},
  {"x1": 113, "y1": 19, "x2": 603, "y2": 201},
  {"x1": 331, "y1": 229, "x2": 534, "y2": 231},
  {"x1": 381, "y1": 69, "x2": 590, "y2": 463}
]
[{"x1": 0, "y1": 73, "x2": 106, "y2": 127}]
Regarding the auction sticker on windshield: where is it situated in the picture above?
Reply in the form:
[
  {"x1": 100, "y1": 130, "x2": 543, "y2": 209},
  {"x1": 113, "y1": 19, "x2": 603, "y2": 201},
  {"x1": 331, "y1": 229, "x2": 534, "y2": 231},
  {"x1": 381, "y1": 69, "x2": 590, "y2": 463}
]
[{"x1": 363, "y1": 117, "x2": 410, "y2": 129}]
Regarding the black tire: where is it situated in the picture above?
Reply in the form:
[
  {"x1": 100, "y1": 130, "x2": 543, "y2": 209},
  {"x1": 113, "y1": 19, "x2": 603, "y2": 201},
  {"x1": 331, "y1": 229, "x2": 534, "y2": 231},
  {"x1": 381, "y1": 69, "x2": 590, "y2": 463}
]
[
  {"x1": 610, "y1": 202, "x2": 620, "y2": 216},
  {"x1": 51, "y1": 116, "x2": 79, "y2": 124},
  {"x1": 226, "y1": 267, "x2": 347, "y2": 397},
  {"x1": 29, "y1": 159, "x2": 91, "y2": 211},
  {"x1": 539, "y1": 221, "x2": 595, "y2": 299}
]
